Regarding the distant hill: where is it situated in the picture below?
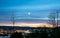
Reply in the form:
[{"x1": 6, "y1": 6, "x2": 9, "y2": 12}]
[
  {"x1": 0, "y1": 26, "x2": 60, "y2": 31},
  {"x1": 0, "y1": 26, "x2": 40, "y2": 30}
]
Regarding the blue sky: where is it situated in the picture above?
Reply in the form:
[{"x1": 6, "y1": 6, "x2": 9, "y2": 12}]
[{"x1": 0, "y1": 0, "x2": 60, "y2": 22}]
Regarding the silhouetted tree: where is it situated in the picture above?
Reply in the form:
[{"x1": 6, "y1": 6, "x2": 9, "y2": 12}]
[
  {"x1": 48, "y1": 10, "x2": 60, "y2": 38},
  {"x1": 26, "y1": 30, "x2": 48, "y2": 38},
  {"x1": 48, "y1": 10, "x2": 60, "y2": 27},
  {"x1": 10, "y1": 32, "x2": 23, "y2": 38},
  {"x1": 10, "y1": 11, "x2": 16, "y2": 33},
  {"x1": 48, "y1": 11, "x2": 56, "y2": 26}
]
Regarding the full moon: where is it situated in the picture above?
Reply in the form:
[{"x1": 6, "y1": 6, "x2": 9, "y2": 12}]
[{"x1": 28, "y1": 12, "x2": 31, "y2": 16}]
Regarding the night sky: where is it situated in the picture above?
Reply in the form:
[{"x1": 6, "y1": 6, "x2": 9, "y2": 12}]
[{"x1": 0, "y1": 0, "x2": 60, "y2": 22}]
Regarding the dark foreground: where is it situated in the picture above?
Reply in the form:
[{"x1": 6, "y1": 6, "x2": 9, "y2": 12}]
[{"x1": 0, "y1": 27, "x2": 60, "y2": 38}]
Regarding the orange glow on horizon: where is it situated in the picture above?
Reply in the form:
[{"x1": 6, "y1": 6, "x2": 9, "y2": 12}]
[{"x1": 0, "y1": 22, "x2": 58, "y2": 28}]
